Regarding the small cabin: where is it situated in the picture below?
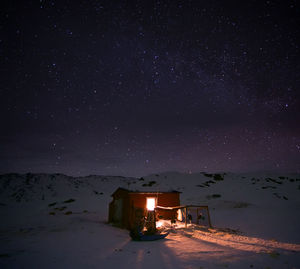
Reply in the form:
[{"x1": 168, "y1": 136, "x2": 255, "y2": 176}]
[{"x1": 108, "y1": 187, "x2": 180, "y2": 230}]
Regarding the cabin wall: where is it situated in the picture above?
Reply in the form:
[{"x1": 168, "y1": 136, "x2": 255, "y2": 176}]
[
  {"x1": 128, "y1": 193, "x2": 180, "y2": 223},
  {"x1": 121, "y1": 195, "x2": 131, "y2": 228},
  {"x1": 109, "y1": 189, "x2": 130, "y2": 228},
  {"x1": 156, "y1": 193, "x2": 180, "y2": 219},
  {"x1": 109, "y1": 191, "x2": 181, "y2": 230},
  {"x1": 127, "y1": 194, "x2": 146, "y2": 229},
  {"x1": 128, "y1": 192, "x2": 180, "y2": 208},
  {"x1": 157, "y1": 193, "x2": 180, "y2": 207},
  {"x1": 129, "y1": 193, "x2": 148, "y2": 208}
]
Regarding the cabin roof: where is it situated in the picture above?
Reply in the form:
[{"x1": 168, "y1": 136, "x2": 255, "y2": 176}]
[{"x1": 111, "y1": 187, "x2": 180, "y2": 197}]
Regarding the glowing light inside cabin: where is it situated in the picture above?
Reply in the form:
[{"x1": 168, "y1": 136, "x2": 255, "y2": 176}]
[{"x1": 146, "y1": 198, "x2": 156, "y2": 211}]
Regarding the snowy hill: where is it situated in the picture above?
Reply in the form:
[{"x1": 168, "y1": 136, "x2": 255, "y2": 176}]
[{"x1": 0, "y1": 172, "x2": 299, "y2": 268}]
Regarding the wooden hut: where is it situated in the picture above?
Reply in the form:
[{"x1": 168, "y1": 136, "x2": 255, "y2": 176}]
[{"x1": 108, "y1": 187, "x2": 180, "y2": 230}]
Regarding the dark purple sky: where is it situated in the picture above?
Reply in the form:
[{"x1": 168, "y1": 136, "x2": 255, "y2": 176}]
[{"x1": 1, "y1": 0, "x2": 299, "y2": 177}]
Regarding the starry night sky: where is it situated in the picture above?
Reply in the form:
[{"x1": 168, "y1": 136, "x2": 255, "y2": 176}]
[{"x1": 1, "y1": 0, "x2": 299, "y2": 177}]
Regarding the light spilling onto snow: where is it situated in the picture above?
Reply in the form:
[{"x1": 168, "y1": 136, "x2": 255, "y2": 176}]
[
  {"x1": 146, "y1": 197, "x2": 155, "y2": 211},
  {"x1": 190, "y1": 228, "x2": 300, "y2": 253},
  {"x1": 156, "y1": 220, "x2": 164, "y2": 228}
]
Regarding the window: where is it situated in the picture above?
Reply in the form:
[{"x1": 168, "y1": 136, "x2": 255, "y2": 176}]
[{"x1": 146, "y1": 197, "x2": 156, "y2": 211}]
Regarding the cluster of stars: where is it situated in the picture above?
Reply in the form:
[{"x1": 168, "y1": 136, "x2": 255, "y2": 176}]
[{"x1": 0, "y1": 0, "x2": 299, "y2": 176}]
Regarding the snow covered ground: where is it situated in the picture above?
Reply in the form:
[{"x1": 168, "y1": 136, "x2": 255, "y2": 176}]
[{"x1": 0, "y1": 172, "x2": 299, "y2": 268}]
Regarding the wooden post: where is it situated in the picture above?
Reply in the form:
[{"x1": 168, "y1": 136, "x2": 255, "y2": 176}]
[
  {"x1": 153, "y1": 208, "x2": 156, "y2": 231},
  {"x1": 185, "y1": 207, "x2": 187, "y2": 228},
  {"x1": 206, "y1": 206, "x2": 212, "y2": 228}
]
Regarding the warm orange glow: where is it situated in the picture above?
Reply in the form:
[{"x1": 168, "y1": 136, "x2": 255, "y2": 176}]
[
  {"x1": 146, "y1": 197, "x2": 156, "y2": 211},
  {"x1": 177, "y1": 209, "x2": 182, "y2": 221},
  {"x1": 156, "y1": 220, "x2": 164, "y2": 228}
]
